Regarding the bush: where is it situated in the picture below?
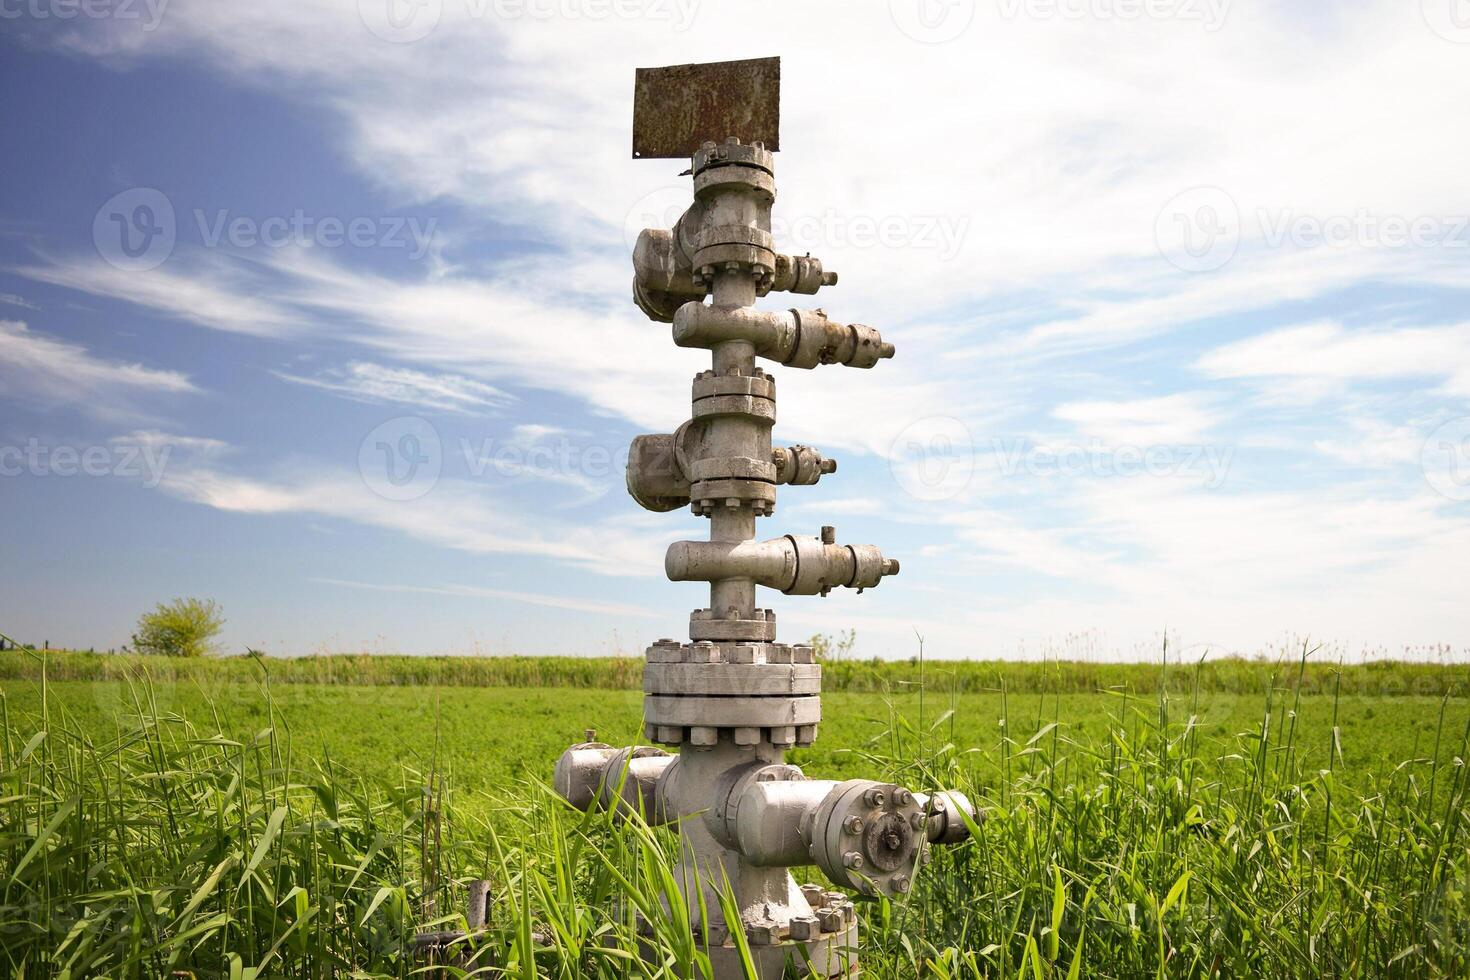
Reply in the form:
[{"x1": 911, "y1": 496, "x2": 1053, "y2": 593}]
[{"x1": 131, "y1": 597, "x2": 225, "y2": 658}]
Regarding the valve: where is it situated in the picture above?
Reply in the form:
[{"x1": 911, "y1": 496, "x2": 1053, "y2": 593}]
[
  {"x1": 664, "y1": 527, "x2": 899, "y2": 596},
  {"x1": 672, "y1": 303, "x2": 895, "y2": 369},
  {"x1": 627, "y1": 429, "x2": 839, "y2": 514}
]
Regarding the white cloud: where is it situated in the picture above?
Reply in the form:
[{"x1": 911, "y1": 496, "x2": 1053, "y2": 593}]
[
  {"x1": 1312, "y1": 417, "x2": 1425, "y2": 469},
  {"x1": 143, "y1": 445, "x2": 675, "y2": 579},
  {"x1": 1053, "y1": 393, "x2": 1222, "y2": 445},
  {"x1": 1196, "y1": 320, "x2": 1470, "y2": 397},
  {"x1": 0, "y1": 319, "x2": 195, "y2": 419},
  {"x1": 274, "y1": 360, "x2": 514, "y2": 414},
  {"x1": 0, "y1": 293, "x2": 38, "y2": 310},
  {"x1": 16, "y1": 2, "x2": 1470, "y2": 655},
  {"x1": 14, "y1": 256, "x2": 296, "y2": 337}
]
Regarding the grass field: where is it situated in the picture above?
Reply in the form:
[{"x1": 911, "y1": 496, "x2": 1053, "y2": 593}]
[{"x1": 4, "y1": 650, "x2": 1470, "y2": 977}]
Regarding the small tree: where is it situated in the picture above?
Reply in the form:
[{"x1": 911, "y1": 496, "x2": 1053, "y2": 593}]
[
  {"x1": 807, "y1": 629, "x2": 856, "y2": 662},
  {"x1": 131, "y1": 598, "x2": 225, "y2": 658}
]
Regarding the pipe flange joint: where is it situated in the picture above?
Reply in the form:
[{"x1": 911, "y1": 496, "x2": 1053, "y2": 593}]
[{"x1": 692, "y1": 138, "x2": 774, "y2": 177}]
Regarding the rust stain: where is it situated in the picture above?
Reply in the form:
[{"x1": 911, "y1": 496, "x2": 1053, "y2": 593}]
[{"x1": 632, "y1": 57, "x2": 780, "y2": 159}]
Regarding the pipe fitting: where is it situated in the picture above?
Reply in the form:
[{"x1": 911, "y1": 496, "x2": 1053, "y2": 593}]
[
  {"x1": 665, "y1": 530, "x2": 899, "y2": 595},
  {"x1": 552, "y1": 742, "x2": 675, "y2": 822},
  {"x1": 673, "y1": 303, "x2": 895, "y2": 370},
  {"x1": 913, "y1": 790, "x2": 980, "y2": 845}
]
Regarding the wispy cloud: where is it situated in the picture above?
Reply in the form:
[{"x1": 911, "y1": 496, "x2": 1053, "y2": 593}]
[
  {"x1": 1196, "y1": 320, "x2": 1470, "y2": 398},
  {"x1": 1054, "y1": 394, "x2": 1222, "y2": 446},
  {"x1": 0, "y1": 319, "x2": 195, "y2": 420},
  {"x1": 136, "y1": 440, "x2": 672, "y2": 580},
  {"x1": 274, "y1": 361, "x2": 514, "y2": 414}
]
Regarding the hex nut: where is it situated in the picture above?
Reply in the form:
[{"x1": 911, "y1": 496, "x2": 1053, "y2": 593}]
[
  {"x1": 800, "y1": 883, "x2": 825, "y2": 906},
  {"x1": 747, "y1": 921, "x2": 778, "y2": 946},
  {"x1": 817, "y1": 907, "x2": 845, "y2": 933},
  {"x1": 843, "y1": 851, "x2": 865, "y2": 869},
  {"x1": 864, "y1": 788, "x2": 887, "y2": 807},
  {"x1": 788, "y1": 915, "x2": 820, "y2": 942},
  {"x1": 892, "y1": 875, "x2": 911, "y2": 894},
  {"x1": 895, "y1": 789, "x2": 914, "y2": 806},
  {"x1": 843, "y1": 816, "x2": 864, "y2": 835}
]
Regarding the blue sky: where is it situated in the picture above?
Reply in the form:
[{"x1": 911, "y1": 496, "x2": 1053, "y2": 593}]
[{"x1": 1, "y1": 0, "x2": 1467, "y2": 660}]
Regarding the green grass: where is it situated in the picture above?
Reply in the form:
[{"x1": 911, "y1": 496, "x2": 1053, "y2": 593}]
[{"x1": 4, "y1": 652, "x2": 1470, "y2": 977}]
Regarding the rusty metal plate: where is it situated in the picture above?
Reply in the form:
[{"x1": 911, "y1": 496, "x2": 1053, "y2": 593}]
[{"x1": 632, "y1": 57, "x2": 780, "y2": 159}]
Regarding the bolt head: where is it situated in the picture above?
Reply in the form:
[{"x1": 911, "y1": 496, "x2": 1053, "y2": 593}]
[
  {"x1": 747, "y1": 921, "x2": 777, "y2": 945},
  {"x1": 817, "y1": 907, "x2": 844, "y2": 932},
  {"x1": 788, "y1": 915, "x2": 819, "y2": 941}
]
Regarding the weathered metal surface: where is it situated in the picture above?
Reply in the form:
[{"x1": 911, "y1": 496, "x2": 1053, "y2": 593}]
[
  {"x1": 554, "y1": 64, "x2": 977, "y2": 978},
  {"x1": 632, "y1": 57, "x2": 781, "y2": 158}
]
